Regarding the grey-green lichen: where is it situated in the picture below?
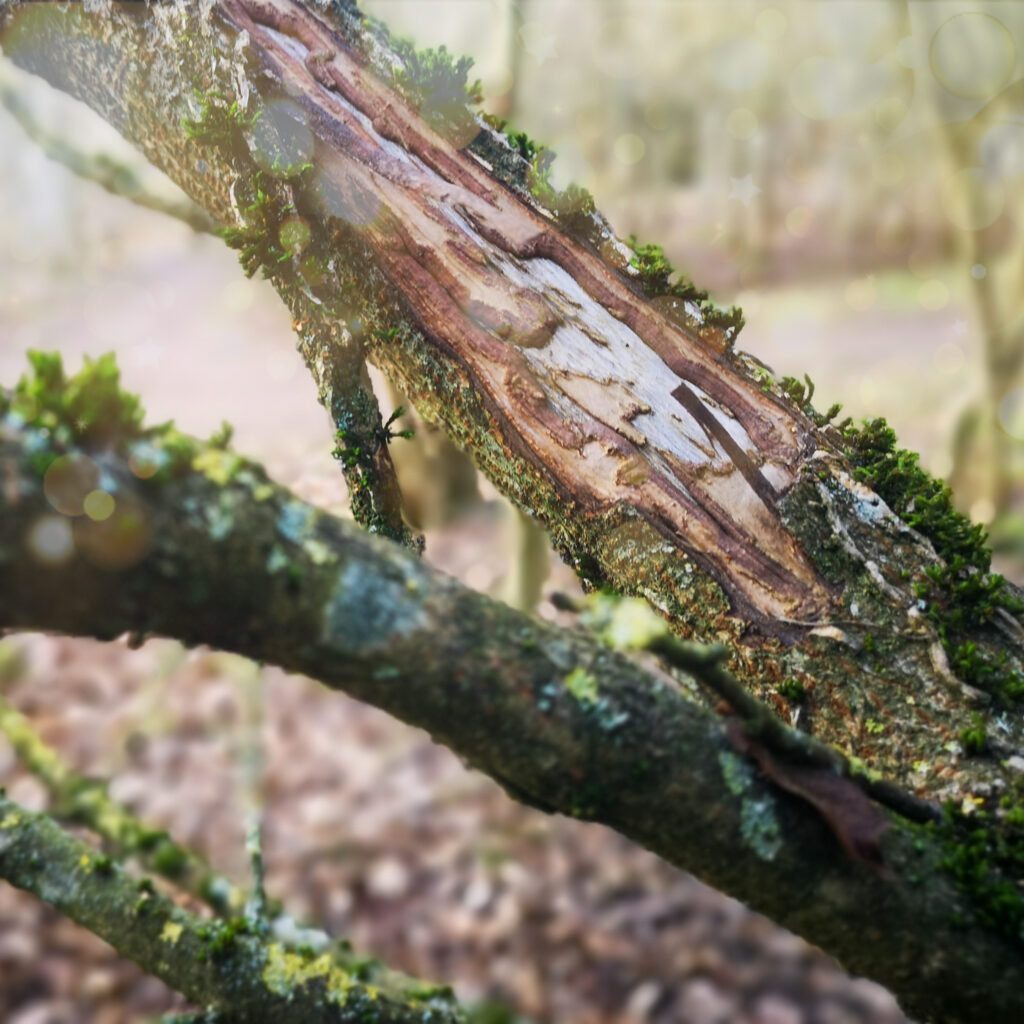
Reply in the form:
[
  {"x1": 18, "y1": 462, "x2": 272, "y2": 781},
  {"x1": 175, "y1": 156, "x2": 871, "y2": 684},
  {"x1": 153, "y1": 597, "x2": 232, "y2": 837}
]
[
  {"x1": 322, "y1": 560, "x2": 427, "y2": 653},
  {"x1": 718, "y1": 750, "x2": 783, "y2": 860}
]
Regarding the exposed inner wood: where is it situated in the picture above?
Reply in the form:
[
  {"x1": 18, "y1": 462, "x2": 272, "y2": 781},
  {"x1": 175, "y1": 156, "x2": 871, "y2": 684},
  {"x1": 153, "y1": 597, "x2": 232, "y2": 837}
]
[{"x1": 226, "y1": 0, "x2": 833, "y2": 625}]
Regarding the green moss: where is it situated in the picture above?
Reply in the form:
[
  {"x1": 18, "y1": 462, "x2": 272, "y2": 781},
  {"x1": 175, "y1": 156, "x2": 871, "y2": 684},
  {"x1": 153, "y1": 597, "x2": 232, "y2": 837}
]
[
  {"x1": 959, "y1": 713, "x2": 988, "y2": 756},
  {"x1": 931, "y1": 801, "x2": 1024, "y2": 942},
  {"x1": 2, "y1": 352, "x2": 243, "y2": 488},
  {"x1": 841, "y1": 417, "x2": 1024, "y2": 705},
  {"x1": 183, "y1": 92, "x2": 259, "y2": 147},
  {"x1": 778, "y1": 374, "x2": 842, "y2": 428},
  {"x1": 198, "y1": 916, "x2": 250, "y2": 959},
  {"x1": 374, "y1": 27, "x2": 480, "y2": 140},
  {"x1": 777, "y1": 677, "x2": 805, "y2": 701},
  {"x1": 7, "y1": 351, "x2": 144, "y2": 450},
  {"x1": 626, "y1": 235, "x2": 744, "y2": 345},
  {"x1": 220, "y1": 173, "x2": 303, "y2": 280},
  {"x1": 151, "y1": 839, "x2": 189, "y2": 879}
]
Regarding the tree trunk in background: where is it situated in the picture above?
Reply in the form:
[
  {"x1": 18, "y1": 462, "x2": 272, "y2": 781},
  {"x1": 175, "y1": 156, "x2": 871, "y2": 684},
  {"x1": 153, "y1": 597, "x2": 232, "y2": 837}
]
[{"x1": 2, "y1": 3, "x2": 1023, "y2": 1021}]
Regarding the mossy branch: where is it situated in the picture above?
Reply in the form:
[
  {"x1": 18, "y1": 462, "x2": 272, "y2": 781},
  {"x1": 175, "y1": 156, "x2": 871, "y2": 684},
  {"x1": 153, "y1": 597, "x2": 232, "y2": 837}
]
[
  {"x1": 0, "y1": 793, "x2": 463, "y2": 1023},
  {"x1": 0, "y1": 357, "x2": 1022, "y2": 1022},
  {"x1": 0, "y1": 693, "x2": 249, "y2": 917}
]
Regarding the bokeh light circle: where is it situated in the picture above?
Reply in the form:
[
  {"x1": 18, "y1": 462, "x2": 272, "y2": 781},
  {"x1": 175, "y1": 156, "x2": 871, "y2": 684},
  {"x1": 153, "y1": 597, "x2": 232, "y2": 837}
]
[
  {"x1": 613, "y1": 133, "x2": 646, "y2": 166},
  {"x1": 83, "y1": 490, "x2": 116, "y2": 522},
  {"x1": 248, "y1": 99, "x2": 314, "y2": 178},
  {"x1": 73, "y1": 494, "x2": 152, "y2": 570},
  {"x1": 929, "y1": 13, "x2": 1015, "y2": 101},
  {"x1": 940, "y1": 168, "x2": 1005, "y2": 231},
  {"x1": 43, "y1": 454, "x2": 99, "y2": 517},
  {"x1": 28, "y1": 515, "x2": 73, "y2": 565}
]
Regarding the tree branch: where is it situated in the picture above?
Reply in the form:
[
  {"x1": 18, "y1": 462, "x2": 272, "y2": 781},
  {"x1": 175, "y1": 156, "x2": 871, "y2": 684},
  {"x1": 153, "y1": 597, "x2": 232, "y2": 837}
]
[
  {"x1": 0, "y1": 793, "x2": 462, "y2": 1023},
  {"x1": 0, "y1": 62, "x2": 217, "y2": 234},
  {"x1": 0, "y1": 393, "x2": 1019, "y2": 1022},
  {"x1": 0, "y1": 692, "x2": 250, "y2": 917}
]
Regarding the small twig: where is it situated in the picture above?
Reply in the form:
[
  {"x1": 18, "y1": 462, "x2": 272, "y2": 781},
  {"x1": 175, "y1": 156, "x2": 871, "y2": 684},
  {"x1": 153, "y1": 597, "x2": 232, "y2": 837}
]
[
  {"x1": 0, "y1": 67, "x2": 218, "y2": 234},
  {"x1": 235, "y1": 660, "x2": 269, "y2": 931},
  {"x1": 645, "y1": 634, "x2": 942, "y2": 824},
  {"x1": 646, "y1": 635, "x2": 847, "y2": 772},
  {"x1": 293, "y1": 313, "x2": 421, "y2": 550},
  {"x1": 0, "y1": 694, "x2": 250, "y2": 915}
]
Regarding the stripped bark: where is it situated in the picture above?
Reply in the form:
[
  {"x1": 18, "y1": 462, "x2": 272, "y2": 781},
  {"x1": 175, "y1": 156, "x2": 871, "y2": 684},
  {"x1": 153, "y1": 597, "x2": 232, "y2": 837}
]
[{"x1": 3, "y1": 0, "x2": 1021, "y2": 812}]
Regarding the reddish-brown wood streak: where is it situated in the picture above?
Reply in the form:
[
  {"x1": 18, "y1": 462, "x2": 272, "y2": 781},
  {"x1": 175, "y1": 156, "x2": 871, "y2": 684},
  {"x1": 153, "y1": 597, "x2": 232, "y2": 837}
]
[{"x1": 223, "y1": 0, "x2": 833, "y2": 626}]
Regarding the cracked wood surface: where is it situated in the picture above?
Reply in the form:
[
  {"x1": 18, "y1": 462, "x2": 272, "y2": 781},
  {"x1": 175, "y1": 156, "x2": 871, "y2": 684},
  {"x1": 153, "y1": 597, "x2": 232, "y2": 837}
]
[{"x1": 226, "y1": 0, "x2": 830, "y2": 628}]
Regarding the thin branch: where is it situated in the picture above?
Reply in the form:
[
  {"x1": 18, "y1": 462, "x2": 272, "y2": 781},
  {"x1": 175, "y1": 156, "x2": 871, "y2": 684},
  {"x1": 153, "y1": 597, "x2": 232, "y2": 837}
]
[
  {"x1": 0, "y1": 693, "x2": 249, "y2": 916},
  {"x1": 0, "y1": 64, "x2": 217, "y2": 235},
  {"x1": 288, "y1": 308, "x2": 421, "y2": 550},
  {"x1": 0, "y1": 793, "x2": 463, "y2": 1023}
]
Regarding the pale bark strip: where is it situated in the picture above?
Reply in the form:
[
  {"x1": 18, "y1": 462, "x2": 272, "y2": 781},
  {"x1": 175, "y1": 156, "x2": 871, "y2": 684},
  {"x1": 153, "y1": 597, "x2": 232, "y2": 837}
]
[
  {"x1": 0, "y1": 794, "x2": 462, "y2": 1023},
  {"x1": 0, "y1": 428, "x2": 1019, "y2": 1024},
  {"x1": 224, "y1": 0, "x2": 829, "y2": 626}
]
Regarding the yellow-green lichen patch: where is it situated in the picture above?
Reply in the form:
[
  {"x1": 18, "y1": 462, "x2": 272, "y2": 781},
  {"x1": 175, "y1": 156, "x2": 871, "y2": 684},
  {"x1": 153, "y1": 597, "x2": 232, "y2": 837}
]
[
  {"x1": 564, "y1": 667, "x2": 599, "y2": 705},
  {"x1": 1, "y1": 811, "x2": 22, "y2": 829},
  {"x1": 192, "y1": 448, "x2": 245, "y2": 486},
  {"x1": 160, "y1": 920, "x2": 184, "y2": 945},
  {"x1": 262, "y1": 943, "x2": 354, "y2": 1005}
]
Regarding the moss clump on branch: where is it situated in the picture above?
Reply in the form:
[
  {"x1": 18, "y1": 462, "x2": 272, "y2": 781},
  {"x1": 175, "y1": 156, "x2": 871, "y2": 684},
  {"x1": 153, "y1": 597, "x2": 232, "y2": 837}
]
[
  {"x1": 391, "y1": 38, "x2": 482, "y2": 119},
  {"x1": 3, "y1": 350, "x2": 143, "y2": 450},
  {"x1": 183, "y1": 92, "x2": 259, "y2": 148},
  {"x1": 0, "y1": 350, "x2": 238, "y2": 485},
  {"x1": 929, "y1": 797, "x2": 1024, "y2": 943},
  {"x1": 768, "y1": 367, "x2": 1023, "y2": 707},
  {"x1": 841, "y1": 417, "x2": 1024, "y2": 706},
  {"x1": 625, "y1": 235, "x2": 745, "y2": 345}
]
